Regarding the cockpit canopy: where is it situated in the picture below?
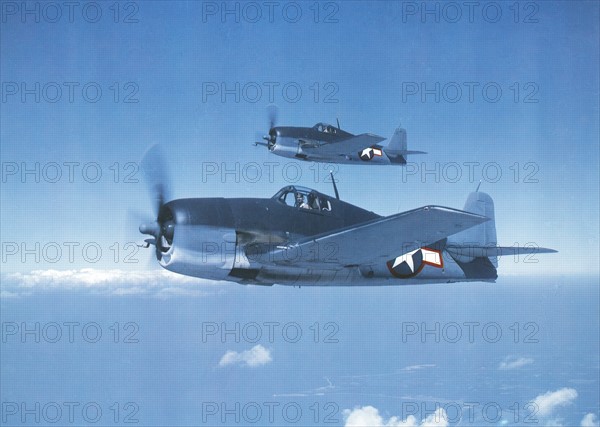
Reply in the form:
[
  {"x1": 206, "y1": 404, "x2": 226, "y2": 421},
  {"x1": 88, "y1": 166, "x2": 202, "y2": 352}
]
[
  {"x1": 273, "y1": 186, "x2": 333, "y2": 212},
  {"x1": 312, "y1": 122, "x2": 338, "y2": 134}
]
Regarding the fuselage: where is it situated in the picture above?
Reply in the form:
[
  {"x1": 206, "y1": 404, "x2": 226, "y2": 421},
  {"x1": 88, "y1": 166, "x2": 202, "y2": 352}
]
[
  {"x1": 153, "y1": 186, "x2": 496, "y2": 286},
  {"x1": 267, "y1": 124, "x2": 407, "y2": 165}
]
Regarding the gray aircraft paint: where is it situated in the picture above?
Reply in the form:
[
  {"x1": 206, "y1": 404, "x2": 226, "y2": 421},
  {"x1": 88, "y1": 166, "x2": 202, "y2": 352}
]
[
  {"x1": 256, "y1": 122, "x2": 425, "y2": 165},
  {"x1": 140, "y1": 185, "x2": 556, "y2": 286}
]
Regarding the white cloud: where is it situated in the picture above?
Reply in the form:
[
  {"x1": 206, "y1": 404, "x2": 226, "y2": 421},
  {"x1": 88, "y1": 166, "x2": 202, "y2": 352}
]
[
  {"x1": 0, "y1": 290, "x2": 22, "y2": 298},
  {"x1": 498, "y1": 356, "x2": 534, "y2": 370},
  {"x1": 543, "y1": 419, "x2": 566, "y2": 426},
  {"x1": 532, "y1": 388, "x2": 578, "y2": 418},
  {"x1": 402, "y1": 364, "x2": 436, "y2": 371},
  {"x1": 274, "y1": 377, "x2": 335, "y2": 398},
  {"x1": 154, "y1": 287, "x2": 210, "y2": 300},
  {"x1": 420, "y1": 409, "x2": 450, "y2": 427},
  {"x1": 218, "y1": 345, "x2": 272, "y2": 368},
  {"x1": 344, "y1": 406, "x2": 448, "y2": 427},
  {"x1": 342, "y1": 389, "x2": 584, "y2": 427},
  {"x1": 581, "y1": 413, "x2": 599, "y2": 427},
  {"x1": 4, "y1": 268, "x2": 205, "y2": 287},
  {"x1": 1, "y1": 269, "x2": 224, "y2": 298},
  {"x1": 343, "y1": 406, "x2": 413, "y2": 427},
  {"x1": 112, "y1": 286, "x2": 147, "y2": 296}
]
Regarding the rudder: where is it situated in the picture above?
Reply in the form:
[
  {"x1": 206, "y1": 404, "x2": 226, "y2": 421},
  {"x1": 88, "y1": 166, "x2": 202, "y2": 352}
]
[
  {"x1": 447, "y1": 191, "x2": 498, "y2": 266},
  {"x1": 387, "y1": 127, "x2": 407, "y2": 153}
]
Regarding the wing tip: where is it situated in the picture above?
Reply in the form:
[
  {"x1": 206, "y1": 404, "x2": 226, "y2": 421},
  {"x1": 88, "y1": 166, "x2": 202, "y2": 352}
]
[
  {"x1": 422, "y1": 205, "x2": 490, "y2": 223},
  {"x1": 360, "y1": 133, "x2": 386, "y2": 141}
]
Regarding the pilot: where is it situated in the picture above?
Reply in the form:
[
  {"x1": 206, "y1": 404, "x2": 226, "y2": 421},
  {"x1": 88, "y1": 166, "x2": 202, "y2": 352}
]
[
  {"x1": 308, "y1": 193, "x2": 319, "y2": 210},
  {"x1": 295, "y1": 193, "x2": 310, "y2": 209}
]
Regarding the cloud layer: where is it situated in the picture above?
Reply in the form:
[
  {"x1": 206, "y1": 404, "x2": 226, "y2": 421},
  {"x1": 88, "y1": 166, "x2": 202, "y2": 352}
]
[
  {"x1": 498, "y1": 356, "x2": 534, "y2": 370},
  {"x1": 343, "y1": 387, "x2": 595, "y2": 427},
  {"x1": 532, "y1": 387, "x2": 578, "y2": 418},
  {"x1": 344, "y1": 406, "x2": 448, "y2": 427},
  {"x1": 1, "y1": 269, "x2": 224, "y2": 298},
  {"x1": 219, "y1": 345, "x2": 272, "y2": 368},
  {"x1": 581, "y1": 413, "x2": 599, "y2": 427}
]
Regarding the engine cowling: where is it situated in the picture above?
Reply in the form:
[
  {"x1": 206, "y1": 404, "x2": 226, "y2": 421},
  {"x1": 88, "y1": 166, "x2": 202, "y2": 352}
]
[{"x1": 159, "y1": 224, "x2": 238, "y2": 281}]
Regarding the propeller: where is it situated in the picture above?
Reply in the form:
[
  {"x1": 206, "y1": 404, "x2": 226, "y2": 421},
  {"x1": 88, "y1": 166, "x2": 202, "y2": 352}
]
[
  {"x1": 268, "y1": 104, "x2": 278, "y2": 130},
  {"x1": 138, "y1": 145, "x2": 175, "y2": 259},
  {"x1": 254, "y1": 105, "x2": 278, "y2": 151},
  {"x1": 140, "y1": 144, "x2": 170, "y2": 218},
  {"x1": 125, "y1": 208, "x2": 158, "y2": 268}
]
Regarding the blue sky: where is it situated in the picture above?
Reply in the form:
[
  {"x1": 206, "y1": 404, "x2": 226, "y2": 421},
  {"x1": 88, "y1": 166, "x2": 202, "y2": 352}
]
[
  {"x1": 1, "y1": 2, "x2": 599, "y2": 426},
  {"x1": 1, "y1": 1, "x2": 598, "y2": 276}
]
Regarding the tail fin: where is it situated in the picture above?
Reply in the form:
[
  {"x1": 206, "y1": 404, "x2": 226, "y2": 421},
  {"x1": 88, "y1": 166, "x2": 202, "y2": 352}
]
[
  {"x1": 386, "y1": 126, "x2": 426, "y2": 158},
  {"x1": 447, "y1": 191, "x2": 498, "y2": 266},
  {"x1": 446, "y1": 192, "x2": 557, "y2": 270},
  {"x1": 387, "y1": 127, "x2": 407, "y2": 152}
]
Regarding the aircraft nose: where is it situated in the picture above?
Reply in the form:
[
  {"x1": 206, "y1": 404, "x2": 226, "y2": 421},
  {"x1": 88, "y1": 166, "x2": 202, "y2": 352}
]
[
  {"x1": 268, "y1": 128, "x2": 277, "y2": 150},
  {"x1": 139, "y1": 222, "x2": 160, "y2": 236}
]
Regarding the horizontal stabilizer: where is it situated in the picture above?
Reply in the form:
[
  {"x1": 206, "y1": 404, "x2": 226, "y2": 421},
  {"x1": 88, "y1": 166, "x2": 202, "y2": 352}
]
[
  {"x1": 447, "y1": 245, "x2": 557, "y2": 258},
  {"x1": 264, "y1": 206, "x2": 489, "y2": 269},
  {"x1": 389, "y1": 150, "x2": 427, "y2": 155}
]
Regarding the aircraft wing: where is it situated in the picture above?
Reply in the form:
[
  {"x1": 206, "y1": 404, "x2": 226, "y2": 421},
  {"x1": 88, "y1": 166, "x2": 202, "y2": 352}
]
[
  {"x1": 303, "y1": 133, "x2": 386, "y2": 156},
  {"x1": 261, "y1": 206, "x2": 489, "y2": 269}
]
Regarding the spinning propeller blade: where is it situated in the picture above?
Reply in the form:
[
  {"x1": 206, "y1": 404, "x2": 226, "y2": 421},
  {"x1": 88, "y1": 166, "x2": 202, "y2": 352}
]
[{"x1": 138, "y1": 145, "x2": 175, "y2": 259}]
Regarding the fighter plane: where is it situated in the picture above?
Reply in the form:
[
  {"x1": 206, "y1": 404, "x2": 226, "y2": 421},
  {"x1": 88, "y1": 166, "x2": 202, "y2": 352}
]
[
  {"x1": 254, "y1": 108, "x2": 425, "y2": 164},
  {"x1": 138, "y1": 147, "x2": 556, "y2": 286}
]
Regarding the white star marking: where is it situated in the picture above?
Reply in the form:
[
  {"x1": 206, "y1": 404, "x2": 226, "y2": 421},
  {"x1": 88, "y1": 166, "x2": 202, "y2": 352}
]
[{"x1": 392, "y1": 249, "x2": 419, "y2": 271}]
